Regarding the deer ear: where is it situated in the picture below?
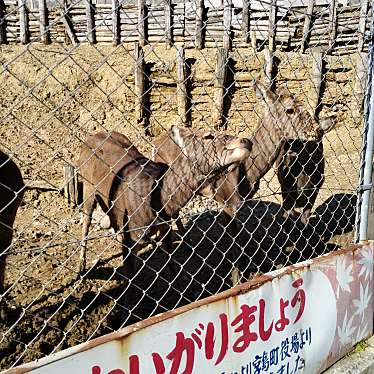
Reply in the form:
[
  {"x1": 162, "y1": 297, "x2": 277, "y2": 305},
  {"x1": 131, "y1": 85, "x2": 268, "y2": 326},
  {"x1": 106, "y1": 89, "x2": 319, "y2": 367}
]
[
  {"x1": 319, "y1": 116, "x2": 337, "y2": 134},
  {"x1": 170, "y1": 125, "x2": 186, "y2": 150},
  {"x1": 253, "y1": 80, "x2": 277, "y2": 104}
]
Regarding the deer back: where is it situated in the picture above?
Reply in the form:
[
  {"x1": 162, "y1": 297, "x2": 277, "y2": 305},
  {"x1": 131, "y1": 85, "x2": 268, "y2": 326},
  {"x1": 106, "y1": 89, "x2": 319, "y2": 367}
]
[{"x1": 78, "y1": 132, "x2": 144, "y2": 209}]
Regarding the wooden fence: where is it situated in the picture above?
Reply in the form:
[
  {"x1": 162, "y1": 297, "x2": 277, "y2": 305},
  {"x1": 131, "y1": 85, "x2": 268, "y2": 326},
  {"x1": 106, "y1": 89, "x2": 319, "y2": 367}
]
[{"x1": 0, "y1": 0, "x2": 371, "y2": 54}]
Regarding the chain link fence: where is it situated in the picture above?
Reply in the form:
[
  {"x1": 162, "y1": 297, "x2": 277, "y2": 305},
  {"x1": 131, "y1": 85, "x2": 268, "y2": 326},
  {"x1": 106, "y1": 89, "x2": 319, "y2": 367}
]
[{"x1": 0, "y1": 0, "x2": 371, "y2": 370}]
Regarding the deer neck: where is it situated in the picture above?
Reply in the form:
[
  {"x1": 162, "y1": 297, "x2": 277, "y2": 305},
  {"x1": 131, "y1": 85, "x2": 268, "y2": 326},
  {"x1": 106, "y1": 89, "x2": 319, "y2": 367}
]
[
  {"x1": 160, "y1": 154, "x2": 204, "y2": 217},
  {"x1": 246, "y1": 118, "x2": 285, "y2": 182}
]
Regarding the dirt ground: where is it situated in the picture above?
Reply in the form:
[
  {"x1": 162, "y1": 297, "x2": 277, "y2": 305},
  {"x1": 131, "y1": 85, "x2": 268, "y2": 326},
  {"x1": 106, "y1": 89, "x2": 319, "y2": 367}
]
[{"x1": 0, "y1": 43, "x2": 363, "y2": 369}]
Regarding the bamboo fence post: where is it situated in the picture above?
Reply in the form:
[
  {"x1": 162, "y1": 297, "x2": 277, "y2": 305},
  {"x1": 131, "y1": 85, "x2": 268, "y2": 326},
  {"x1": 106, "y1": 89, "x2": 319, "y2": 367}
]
[
  {"x1": 60, "y1": 0, "x2": 78, "y2": 46},
  {"x1": 212, "y1": 48, "x2": 229, "y2": 129},
  {"x1": 164, "y1": 0, "x2": 173, "y2": 47},
  {"x1": 0, "y1": 0, "x2": 6, "y2": 44},
  {"x1": 264, "y1": 47, "x2": 273, "y2": 87},
  {"x1": 138, "y1": 0, "x2": 147, "y2": 47},
  {"x1": 301, "y1": 0, "x2": 314, "y2": 53},
  {"x1": 85, "y1": 0, "x2": 96, "y2": 44},
  {"x1": 39, "y1": 0, "x2": 50, "y2": 44},
  {"x1": 311, "y1": 50, "x2": 324, "y2": 117},
  {"x1": 112, "y1": 0, "x2": 120, "y2": 45},
  {"x1": 353, "y1": 52, "x2": 368, "y2": 123},
  {"x1": 242, "y1": 0, "x2": 250, "y2": 43},
  {"x1": 250, "y1": 29, "x2": 257, "y2": 49},
  {"x1": 134, "y1": 42, "x2": 146, "y2": 127},
  {"x1": 18, "y1": 0, "x2": 29, "y2": 44},
  {"x1": 268, "y1": 0, "x2": 277, "y2": 53},
  {"x1": 266, "y1": 0, "x2": 277, "y2": 88},
  {"x1": 64, "y1": 164, "x2": 78, "y2": 206},
  {"x1": 195, "y1": 0, "x2": 204, "y2": 49},
  {"x1": 327, "y1": 0, "x2": 337, "y2": 52},
  {"x1": 358, "y1": 0, "x2": 369, "y2": 52},
  {"x1": 223, "y1": 0, "x2": 232, "y2": 51},
  {"x1": 176, "y1": 46, "x2": 188, "y2": 126}
]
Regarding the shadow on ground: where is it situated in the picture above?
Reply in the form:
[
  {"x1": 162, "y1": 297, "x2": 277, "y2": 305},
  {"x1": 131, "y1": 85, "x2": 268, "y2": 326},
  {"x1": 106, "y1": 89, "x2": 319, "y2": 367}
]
[{"x1": 0, "y1": 193, "x2": 357, "y2": 369}]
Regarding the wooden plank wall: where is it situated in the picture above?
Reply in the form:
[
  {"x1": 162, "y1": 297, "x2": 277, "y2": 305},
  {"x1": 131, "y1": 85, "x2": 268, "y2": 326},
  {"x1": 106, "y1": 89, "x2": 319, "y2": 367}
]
[{"x1": 0, "y1": 0, "x2": 371, "y2": 54}]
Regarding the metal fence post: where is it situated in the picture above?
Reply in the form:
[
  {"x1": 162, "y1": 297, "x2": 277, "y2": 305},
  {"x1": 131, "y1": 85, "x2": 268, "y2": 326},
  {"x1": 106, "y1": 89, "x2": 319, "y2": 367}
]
[{"x1": 356, "y1": 16, "x2": 374, "y2": 242}]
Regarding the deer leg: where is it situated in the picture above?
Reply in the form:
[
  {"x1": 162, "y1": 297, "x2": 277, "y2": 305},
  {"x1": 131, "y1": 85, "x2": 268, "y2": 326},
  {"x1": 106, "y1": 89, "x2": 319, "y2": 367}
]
[
  {"x1": 0, "y1": 235, "x2": 10, "y2": 319},
  {"x1": 220, "y1": 207, "x2": 243, "y2": 286},
  {"x1": 162, "y1": 227, "x2": 184, "y2": 292},
  {"x1": 120, "y1": 230, "x2": 140, "y2": 281},
  {"x1": 281, "y1": 208, "x2": 297, "y2": 252},
  {"x1": 0, "y1": 211, "x2": 17, "y2": 319},
  {"x1": 79, "y1": 190, "x2": 96, "y2": 276},
  {"x1": 0, "y1": 224, "x2": 12, "y2": 295},
  {"x1": 122, "y1": 247, "x2": 137, "y2": 281},
  {"x1": 121, "y1": 233, "x2": 132, "y2": 270},
  {"x1": 175, "y1": 217, "x2": 187, "y2": 239},
  {"x1": 119, "y1": 239, "x2": 139, "y2": 324},
  {"x1": 0, "y1": 254, "x2": 5, "y2": 297},
  {"x1": 223, "y1": 207, "x2": 241, "y2": 238},
  {"x1": 0, "y1": 249, "x2": 10, "y2": 320}
]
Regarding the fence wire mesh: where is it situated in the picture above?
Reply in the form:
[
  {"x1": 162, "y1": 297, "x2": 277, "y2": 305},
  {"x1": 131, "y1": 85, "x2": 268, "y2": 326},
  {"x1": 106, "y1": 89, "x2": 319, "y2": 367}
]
[{"x1": 0, "y1": 0, "x2": 371, "y2": 370}]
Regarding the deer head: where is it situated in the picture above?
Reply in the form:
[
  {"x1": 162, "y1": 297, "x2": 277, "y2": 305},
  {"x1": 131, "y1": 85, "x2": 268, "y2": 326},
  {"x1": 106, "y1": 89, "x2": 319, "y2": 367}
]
[
  {"x1": 253, "y1": 80, "x2": 337, "y2": 141},
  {"x1": 169, "y1": 126, "x2": 252, "y2": 175}
]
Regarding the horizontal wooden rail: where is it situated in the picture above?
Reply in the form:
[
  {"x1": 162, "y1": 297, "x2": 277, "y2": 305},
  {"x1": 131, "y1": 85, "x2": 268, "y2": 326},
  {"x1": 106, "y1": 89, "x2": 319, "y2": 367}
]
[{"x1": 0, "y1": 0, "x2": 370, "y2": 54}]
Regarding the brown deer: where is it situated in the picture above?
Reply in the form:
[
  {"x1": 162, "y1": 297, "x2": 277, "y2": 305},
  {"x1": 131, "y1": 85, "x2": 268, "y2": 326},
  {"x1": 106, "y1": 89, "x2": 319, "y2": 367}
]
[
  {"x1": 77, "y1": 127, "x2": 252, "y2": 277},
  {"x1": 0, "y1": 151, "x2": 25, "y2": 318},
  {"x1": 153, "y1": 81, "x2": 336, "y2": 235},
  {"x1": 276, "y1": 138, "x2": 328, "y2": 225}
]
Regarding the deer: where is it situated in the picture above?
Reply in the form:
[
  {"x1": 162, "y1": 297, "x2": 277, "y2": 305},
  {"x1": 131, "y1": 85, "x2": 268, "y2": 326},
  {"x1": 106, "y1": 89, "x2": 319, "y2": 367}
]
[
  {"x1": 276, "y1": 138, "x2": 328, "y2": 225},
  {"x1": 152, "y1": 81, "x2": 336, "y2": 239},
  {"x1": 0, "y1": 151, "x2": 25, "y2": 318},
  {"x1": 77, "y1": 127, "x2": 252, "y2": 280}
]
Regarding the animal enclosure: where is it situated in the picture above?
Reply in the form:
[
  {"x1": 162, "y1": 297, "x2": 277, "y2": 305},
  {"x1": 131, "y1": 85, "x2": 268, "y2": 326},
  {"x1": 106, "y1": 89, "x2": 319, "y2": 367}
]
[{"x1": 0, "y1": 0, "x2": 372, "y2": 371}]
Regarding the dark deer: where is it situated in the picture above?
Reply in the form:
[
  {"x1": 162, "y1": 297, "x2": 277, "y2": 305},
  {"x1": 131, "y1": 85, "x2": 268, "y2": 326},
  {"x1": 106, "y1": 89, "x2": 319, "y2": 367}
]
[
  {"x1": 276, "y1": 137, "x2": 329, "y2": 225},
  {"x1": 153, "y1": 81, "x2": 336, "y2": 235},
  {"x1": 0, "y1": 151, "x2": 24, "y2": 317},
  {"x1": 77, "y1": 127, "x2": 252, "y2": 277}
]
